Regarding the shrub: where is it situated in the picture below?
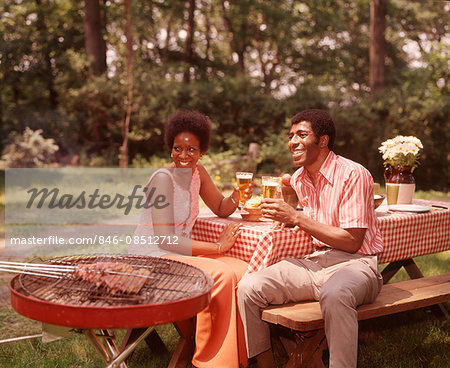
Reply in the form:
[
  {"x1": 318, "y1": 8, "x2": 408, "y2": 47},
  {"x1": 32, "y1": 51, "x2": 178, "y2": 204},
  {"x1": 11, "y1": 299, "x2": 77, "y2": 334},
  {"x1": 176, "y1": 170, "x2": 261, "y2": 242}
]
[{"x1": 0, "y1": 127, "x2": 59, "y2": 168}]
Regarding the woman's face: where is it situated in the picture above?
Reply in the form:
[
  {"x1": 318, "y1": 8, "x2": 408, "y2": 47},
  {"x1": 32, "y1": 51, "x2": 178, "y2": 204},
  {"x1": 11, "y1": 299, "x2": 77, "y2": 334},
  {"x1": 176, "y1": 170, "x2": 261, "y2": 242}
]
[{"x1": 171, "y1": 132, "x2": 202, "y2": 169}]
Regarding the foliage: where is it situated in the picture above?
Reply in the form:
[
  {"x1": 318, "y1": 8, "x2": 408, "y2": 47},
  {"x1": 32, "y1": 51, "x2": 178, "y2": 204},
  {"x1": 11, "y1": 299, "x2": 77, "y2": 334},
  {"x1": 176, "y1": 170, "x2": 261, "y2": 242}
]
[
  {"x1": 130, "y1": 153, "x2": 171, "y2": 169},
  {"x1": 256, "y1": 130, "x2": 295, "y2": 175},
  {"x1": 201, "y1": 150, "x2": 241, "y2": 190},
  {"x1": 0, "y1": 127, "x2": 59, "y2": 168},
  {"x1": 0, "y1": 0, "x2": 448, "y2": 189}
]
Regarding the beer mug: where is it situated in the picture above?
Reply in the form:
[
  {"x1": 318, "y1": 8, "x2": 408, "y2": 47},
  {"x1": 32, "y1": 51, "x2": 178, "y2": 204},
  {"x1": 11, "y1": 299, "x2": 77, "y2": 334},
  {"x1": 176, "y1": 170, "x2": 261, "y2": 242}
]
[
  {"x1": 236, "y1": 172, "x2": 253, "y2": 207},
  {"x1": 261, "y1": 176, "x2": 281, "y2": 199}
]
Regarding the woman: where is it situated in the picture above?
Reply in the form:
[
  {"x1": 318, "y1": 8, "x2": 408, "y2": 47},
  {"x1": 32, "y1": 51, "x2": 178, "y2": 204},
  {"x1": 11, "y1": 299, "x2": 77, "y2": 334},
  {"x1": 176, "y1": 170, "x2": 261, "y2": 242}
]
[{"x1": 131, "y1": 110, "x2": 250, "y2": 368}]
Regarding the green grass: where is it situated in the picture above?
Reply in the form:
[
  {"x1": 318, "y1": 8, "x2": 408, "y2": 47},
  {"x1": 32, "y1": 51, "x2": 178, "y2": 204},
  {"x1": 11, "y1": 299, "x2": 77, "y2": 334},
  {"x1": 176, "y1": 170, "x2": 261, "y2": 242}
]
[
  {"x1": 414, "y1": 190, "x2": 450, "y2": 202},
  {"x1": 0, "y1": 253, "x2": 448, "y2": 367},
  {"x1": 358, "y1": 310, "x2": 449, "y2": 368},
  {"x1": 0, "y1": 174, "x2": 448, "y2": 367},
  {"x1": 0, "y1": 320, "x2": 179, "y2": 368}
]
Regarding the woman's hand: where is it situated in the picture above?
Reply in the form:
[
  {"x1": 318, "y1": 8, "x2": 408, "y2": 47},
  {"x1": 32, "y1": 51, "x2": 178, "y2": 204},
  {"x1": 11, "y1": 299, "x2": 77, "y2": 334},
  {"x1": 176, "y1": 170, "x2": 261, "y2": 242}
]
[
  {"x1": 232, "y1": 182, "x2": 254, "y2": 205},
  {"x1": 216, "y1": 223, "x2": 242, "y2": 253}
]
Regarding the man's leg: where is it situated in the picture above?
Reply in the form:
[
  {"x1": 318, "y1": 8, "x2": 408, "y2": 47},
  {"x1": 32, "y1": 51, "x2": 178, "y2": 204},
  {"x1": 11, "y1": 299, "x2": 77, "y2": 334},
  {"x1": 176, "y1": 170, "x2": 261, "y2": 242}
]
[
  {"x1": 319, "y1": 257, "x2": 382, "y2": 368},
  {"x1": 237, "y1": 258, "x2": 321, "y2": 360}
]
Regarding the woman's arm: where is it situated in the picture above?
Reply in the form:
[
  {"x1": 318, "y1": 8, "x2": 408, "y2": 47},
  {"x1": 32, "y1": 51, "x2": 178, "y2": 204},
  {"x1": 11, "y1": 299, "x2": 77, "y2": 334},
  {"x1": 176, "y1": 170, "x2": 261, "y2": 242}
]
[{"x1": 149, "y1": 171, "x2": 241, "y2": 255}]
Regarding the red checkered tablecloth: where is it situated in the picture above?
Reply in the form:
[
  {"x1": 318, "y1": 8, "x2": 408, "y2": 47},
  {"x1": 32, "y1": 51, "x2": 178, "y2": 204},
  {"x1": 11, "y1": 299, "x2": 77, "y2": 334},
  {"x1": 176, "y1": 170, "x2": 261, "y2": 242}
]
[{"x1": 192, "y1": 200, "x2": 450, "y2": 274}]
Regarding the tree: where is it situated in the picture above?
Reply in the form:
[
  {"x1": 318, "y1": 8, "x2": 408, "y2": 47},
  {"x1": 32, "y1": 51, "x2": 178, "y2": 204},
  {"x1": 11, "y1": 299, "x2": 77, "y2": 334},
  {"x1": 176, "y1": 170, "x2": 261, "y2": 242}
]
[
  {"x1": 2, "y1": 0, "x2": 448, "y2": 188},
  {"x1": 119, "y1": 0, "x2": 133, "y2": 169},
  {"x1": 183, "y1": 0, "x2": 196, "y2": 83},
  {"x1": 369, "y1": 0, "x2": 386, "y2": 93},
  {"x1": 83, "y1": 0, "x2": 107, "y2": 76}
]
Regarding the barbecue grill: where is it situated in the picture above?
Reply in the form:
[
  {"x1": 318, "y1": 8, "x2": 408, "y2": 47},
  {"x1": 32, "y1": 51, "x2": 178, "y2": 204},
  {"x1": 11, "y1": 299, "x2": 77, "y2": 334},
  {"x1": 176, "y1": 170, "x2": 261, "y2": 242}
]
[{"x1": 7, "y1": 255, "x2": 213, "y2": 368}]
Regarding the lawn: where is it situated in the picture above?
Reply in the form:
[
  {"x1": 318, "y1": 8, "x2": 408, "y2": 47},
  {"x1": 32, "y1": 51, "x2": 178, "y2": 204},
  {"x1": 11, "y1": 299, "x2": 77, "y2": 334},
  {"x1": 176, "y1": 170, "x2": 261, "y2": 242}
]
[
  {"x1": 0, "y1": 252, "x2": 448, "y2": 367},
  {"x1": 0, "y1": 172, "x2": 448, "y2": 367}
]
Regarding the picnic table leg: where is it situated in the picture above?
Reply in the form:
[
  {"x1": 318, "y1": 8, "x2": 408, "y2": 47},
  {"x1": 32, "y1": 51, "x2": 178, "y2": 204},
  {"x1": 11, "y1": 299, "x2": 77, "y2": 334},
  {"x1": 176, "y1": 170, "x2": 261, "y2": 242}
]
[
  {"x1": 382, "y1": 258, "x2": 427, "y2": 284},
  {"x1": 381, "y1": 260, "x2": 410, "y2": 283},
  {"x1": 382, "y1": 259, "x2": 449, "y2": 321},
  {"x1": 285, "y1": 329, "x2": 326, "y2": 368},
  {"x1": 168, "y1": 317, "x2": 196, "y2": 368}
]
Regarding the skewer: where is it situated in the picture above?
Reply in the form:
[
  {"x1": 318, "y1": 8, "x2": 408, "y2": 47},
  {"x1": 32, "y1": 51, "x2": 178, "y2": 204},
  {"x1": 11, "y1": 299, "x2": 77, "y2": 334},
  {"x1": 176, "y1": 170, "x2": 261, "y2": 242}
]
[
  {"x1": 0, "y1": 261, "x2": 73, "y2": 277},
  {"x1": 0, "y1": 268, "x2": 63, "y2": 278},
  {"x1": 0, "y1": 261, "x2": 155, "y2": 281},
  {"x1": 0, "y1": 261, "x2": 75, "y2": 270}
]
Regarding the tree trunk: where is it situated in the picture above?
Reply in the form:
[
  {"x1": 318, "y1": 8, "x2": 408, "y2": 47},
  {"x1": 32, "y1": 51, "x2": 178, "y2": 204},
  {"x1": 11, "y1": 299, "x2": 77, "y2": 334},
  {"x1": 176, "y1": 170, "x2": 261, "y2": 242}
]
[
  {"x1": 369, "y1": 0, "x2": 386, "y2": 93},
  {"x1": 83, "y1": 0, "x2": 107, "y2": 76},
  {"x1": 13, "y1": 87, "x2": 23, "y2": 131},
  {"x1": 220, "y1": 0, "x2": 245, "y2": 73},
  {"x1": 163, "y1": 3, "x2": 178, "y2": 63},
  {"x1": 119, "y1": 0, "x2": 133, "y2": 169},
  {"x1": 35, "y1": 0, "x2": 58, "y2": 109},
  {"x1": 183, "y1": 0, "x2": 196, "y2": 83}
]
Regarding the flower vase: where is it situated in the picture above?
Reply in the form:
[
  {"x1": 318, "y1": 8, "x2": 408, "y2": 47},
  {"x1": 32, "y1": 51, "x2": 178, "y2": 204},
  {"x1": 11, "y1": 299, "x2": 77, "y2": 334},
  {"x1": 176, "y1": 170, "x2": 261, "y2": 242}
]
[{"x1": 384, "y1": 165, "x2": 415, "y2": 205}]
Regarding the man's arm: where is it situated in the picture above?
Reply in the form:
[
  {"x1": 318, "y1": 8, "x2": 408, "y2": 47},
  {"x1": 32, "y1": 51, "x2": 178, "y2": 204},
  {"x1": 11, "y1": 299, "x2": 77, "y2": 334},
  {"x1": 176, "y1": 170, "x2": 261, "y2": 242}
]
[{"x1": 261, "y1": 198, "x2": 366, "y2": 253}]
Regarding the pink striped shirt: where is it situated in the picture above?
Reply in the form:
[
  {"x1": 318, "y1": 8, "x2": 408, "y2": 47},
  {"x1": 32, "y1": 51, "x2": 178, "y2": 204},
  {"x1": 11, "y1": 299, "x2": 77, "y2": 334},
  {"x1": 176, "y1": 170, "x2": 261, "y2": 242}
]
[{"x1": 290, "y1": 151, "x2": 383, "y2": 255}]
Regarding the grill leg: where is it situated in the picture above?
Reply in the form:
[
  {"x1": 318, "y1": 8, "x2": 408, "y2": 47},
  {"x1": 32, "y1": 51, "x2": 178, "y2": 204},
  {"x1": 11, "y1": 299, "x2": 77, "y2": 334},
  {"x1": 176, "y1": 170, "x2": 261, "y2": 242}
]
[
  {"x1": 83, "y1": 329, "x2": 118, "y2": 364},
  {"x1": 83, "y1": 329, "x2": 135, "y2": 368},
  {"x1": 105, "y1": 327, "x2": 154, "y2": 368},
  {"x1": 100, "y1": 329, "x2": 128, "y2": 368}
]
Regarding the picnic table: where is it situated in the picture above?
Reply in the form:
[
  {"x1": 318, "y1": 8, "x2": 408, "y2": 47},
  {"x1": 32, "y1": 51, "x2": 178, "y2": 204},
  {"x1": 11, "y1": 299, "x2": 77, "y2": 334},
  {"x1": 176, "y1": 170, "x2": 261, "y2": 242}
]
[
  {"x1": 193, "y1": 198, "x2": 450, "y2": 367},
  {"x1": 192, "y1": 199, "x2": 450, "y2": 279}
]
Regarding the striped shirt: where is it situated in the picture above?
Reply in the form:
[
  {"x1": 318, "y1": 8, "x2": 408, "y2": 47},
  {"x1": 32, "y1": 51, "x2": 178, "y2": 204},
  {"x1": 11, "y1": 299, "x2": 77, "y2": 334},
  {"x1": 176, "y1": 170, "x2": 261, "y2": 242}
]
[{"x1": 290, "y1": 151, "x2": 383, "y2": 255}]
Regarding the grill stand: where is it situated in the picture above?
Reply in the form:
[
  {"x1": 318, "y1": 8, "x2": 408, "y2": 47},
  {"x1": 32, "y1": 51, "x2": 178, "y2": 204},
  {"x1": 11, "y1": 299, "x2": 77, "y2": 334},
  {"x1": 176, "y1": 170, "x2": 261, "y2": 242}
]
[
  {"x1": 83, "y1": 328, "x2": 149, "y2": 368},
  {"x1": 80, "y1": 319, "x2": 196, "y2": 368}
]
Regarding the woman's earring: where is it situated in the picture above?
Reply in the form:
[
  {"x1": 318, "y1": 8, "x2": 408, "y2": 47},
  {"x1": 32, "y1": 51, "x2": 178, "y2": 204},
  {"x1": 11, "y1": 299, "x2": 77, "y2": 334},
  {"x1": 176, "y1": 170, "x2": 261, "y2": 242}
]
[{"x1": 199, "y1": 154, "x2": 203, "y2": 160}]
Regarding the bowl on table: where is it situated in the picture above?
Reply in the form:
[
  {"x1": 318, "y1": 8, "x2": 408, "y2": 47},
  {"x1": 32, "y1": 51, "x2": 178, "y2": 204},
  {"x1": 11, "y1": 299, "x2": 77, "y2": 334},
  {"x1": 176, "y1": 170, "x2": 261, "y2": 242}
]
[
  {"x1": 240, "y1": 206, "x2": 263, "y2": 222},
  {"x1": 374, "y1": 194, "x2": 385, "y2": 209}
]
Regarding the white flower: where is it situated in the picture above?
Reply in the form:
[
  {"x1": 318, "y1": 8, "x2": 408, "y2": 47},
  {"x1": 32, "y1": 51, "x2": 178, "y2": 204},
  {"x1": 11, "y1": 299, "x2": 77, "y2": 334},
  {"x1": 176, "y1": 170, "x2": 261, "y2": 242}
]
[{"x1": 378, "y1": 135, "x2": 423, "y2": 169}]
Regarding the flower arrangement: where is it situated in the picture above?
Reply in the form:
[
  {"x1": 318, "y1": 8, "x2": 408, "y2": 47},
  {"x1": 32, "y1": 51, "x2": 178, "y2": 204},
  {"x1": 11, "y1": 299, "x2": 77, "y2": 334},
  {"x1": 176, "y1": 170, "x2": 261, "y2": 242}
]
[{"x1": 378, "y1": 135, "x2": 423, "y2": 170}]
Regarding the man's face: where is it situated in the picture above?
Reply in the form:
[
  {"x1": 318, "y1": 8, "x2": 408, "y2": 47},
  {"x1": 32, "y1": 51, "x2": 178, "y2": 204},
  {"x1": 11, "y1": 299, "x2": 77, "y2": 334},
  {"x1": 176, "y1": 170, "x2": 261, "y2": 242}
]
[{"x1": 288, "y1": 121, "x2": 322, "y2": 168}]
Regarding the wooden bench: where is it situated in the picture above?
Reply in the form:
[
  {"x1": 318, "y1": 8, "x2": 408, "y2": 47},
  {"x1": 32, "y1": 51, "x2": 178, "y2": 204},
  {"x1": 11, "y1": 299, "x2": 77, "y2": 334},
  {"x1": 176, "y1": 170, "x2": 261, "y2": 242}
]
[{"x1": 262, "y1": 273, "x2": 450, "y2": 368}]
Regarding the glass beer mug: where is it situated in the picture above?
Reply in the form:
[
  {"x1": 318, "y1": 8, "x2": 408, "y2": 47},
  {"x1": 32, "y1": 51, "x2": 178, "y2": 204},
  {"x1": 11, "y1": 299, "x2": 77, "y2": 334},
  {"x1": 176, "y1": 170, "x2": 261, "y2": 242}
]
[
  {"x1": 261, "y1": 176, "x2": 281, "y2": 199},
  {"x1": 236, "y1": 172, "x2": 253, "y2": 208}
]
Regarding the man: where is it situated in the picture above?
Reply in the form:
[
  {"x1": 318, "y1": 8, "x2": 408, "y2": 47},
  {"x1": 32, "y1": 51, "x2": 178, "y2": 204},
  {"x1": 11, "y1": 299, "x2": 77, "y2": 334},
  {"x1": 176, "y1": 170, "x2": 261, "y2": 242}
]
[{"x1": 237, "y1": 109, "x2": 383, "y2": 368}]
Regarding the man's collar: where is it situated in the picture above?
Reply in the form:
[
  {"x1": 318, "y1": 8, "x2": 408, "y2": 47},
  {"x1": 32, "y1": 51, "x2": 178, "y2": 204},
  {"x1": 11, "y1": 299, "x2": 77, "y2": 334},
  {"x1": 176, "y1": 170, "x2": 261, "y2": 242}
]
[
  {"x1": 318, "y1": 151, "x2": 336, "y2": 185},
  {"x1": 296, "y1": 151, "x2": 336, "y2": 185}
]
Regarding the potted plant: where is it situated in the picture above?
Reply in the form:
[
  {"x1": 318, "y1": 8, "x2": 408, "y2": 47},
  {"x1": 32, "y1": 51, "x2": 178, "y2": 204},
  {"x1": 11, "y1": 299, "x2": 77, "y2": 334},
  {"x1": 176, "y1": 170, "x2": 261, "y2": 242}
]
[{"x1": 378, "y1": 136, "x2": 423, "y2": 204}]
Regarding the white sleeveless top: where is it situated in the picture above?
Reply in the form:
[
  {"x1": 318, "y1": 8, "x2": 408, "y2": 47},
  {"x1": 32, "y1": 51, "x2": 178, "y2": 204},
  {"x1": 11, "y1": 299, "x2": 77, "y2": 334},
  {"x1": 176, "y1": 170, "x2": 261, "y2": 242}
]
[{"x1": 129, "y1": 166, "x2": 201, "y2": 256}]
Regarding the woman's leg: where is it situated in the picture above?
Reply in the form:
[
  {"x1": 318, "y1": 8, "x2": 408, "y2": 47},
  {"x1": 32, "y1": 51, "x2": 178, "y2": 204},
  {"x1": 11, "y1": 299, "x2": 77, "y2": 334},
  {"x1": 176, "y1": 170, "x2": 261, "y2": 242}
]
[
  {"x1": 173, "y1": 255, "x2": 242, "y2": 368},
  {"x1": 203, "y1": 255, "x2": 249, "y2": 367}
]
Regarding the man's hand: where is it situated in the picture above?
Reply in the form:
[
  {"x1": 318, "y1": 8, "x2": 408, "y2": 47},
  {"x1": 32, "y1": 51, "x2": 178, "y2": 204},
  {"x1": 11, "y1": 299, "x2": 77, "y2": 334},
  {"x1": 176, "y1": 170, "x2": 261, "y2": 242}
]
[{"x1": 261, "y1": 198, "x2": 298, "y2": 226}]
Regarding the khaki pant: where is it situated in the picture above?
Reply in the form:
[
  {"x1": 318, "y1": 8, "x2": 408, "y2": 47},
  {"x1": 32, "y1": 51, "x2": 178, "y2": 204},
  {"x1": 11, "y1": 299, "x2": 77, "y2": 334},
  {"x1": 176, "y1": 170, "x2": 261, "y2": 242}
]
[{"x1": 237, "y1": 248, "x2": 383, "y2": 368}]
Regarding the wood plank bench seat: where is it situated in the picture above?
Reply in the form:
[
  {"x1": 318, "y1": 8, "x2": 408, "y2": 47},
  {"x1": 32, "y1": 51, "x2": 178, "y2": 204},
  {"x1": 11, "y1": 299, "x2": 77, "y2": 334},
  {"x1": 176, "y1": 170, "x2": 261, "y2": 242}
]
[{"x1": 261, "y1": 273, "x2": 450, "y2": 367}]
